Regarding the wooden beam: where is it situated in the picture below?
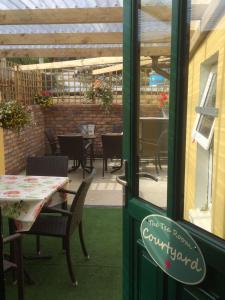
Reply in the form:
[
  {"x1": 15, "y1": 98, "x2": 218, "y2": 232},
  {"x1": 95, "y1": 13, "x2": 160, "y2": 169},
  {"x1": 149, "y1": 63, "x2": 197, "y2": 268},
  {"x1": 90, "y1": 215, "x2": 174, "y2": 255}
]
[
  {"x1": 93, "y1": 59, "x2": 152, "y2": 75},
  {"x1": 0, "y1": 46, "x2": 170, "y2": 58},
  {"x1": 190, "y1": 0, "x2": 225, "y2": 57},
  {"x1": 93, "y1": 58, "x2": 170, "y2": 75},
  {"x1": 0, "y1": 7, "x2": 123, "y2": 25},
  {"x1": 142, "y1": 2, "x2": 209, "y2": 21},
  {"x1": 0, "y1": 32, "x2": 123, "y2": 46},
  {"x1": 19, "y1": 57, "x2": 125, "y2": 71}
]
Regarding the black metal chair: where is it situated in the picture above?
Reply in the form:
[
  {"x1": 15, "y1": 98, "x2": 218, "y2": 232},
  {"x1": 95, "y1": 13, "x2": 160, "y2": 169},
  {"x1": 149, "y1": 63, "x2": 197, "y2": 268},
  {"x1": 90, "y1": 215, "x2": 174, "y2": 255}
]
[
  {"x1": 44, "y1": 128, "x2": 60, "y2": 155},
  {"x1": 58, "y1": 135, "x2": 91, "y2": 178},
  {"x1": 156, "y1": 129, "x2": 168, "y2": 170},
  {"x1": 0, "y1": 230, "x2": 24, "y2": 300},
  {"x1": 22, "y1": 169, "x2": 95, "y2": 286},
  {"x1": 101, "y1": 134, "x2": 123, "y2": 177}
]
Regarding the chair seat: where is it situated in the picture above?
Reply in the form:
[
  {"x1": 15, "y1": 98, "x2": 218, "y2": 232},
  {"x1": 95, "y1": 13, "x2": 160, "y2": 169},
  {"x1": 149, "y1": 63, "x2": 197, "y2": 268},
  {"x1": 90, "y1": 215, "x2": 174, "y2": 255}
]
[
  {"x1": 28, "y1": 215, "x2": 68, "y2": 237},
  {"x1": 3, "y1": 259, "x2": 17, "y2": 272}
]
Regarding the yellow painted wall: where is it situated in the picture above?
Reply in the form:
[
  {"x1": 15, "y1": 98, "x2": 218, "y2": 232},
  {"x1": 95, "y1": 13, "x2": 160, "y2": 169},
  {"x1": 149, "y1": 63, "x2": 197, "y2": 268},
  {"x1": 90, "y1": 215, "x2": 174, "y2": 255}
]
[
  {"x1": 184, "y1": 14, "x2": 225, "y2": 238},
  {"x1": 0, "y1": 128, "x2": 5, "y2": 175}
]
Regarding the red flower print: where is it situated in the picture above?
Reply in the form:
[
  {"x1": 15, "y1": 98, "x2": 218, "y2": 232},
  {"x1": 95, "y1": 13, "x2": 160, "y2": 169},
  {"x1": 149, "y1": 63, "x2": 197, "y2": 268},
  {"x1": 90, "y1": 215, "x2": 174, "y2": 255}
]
[
  {"x1": 165, "y1": 259, "x2": 171, "y2": 269},
  {"x1": 24, "y1": 178, "x2": 38, "y2": 182},
  {"x1": 4, "y1": 190, "x2": 20, "y2": 196}
]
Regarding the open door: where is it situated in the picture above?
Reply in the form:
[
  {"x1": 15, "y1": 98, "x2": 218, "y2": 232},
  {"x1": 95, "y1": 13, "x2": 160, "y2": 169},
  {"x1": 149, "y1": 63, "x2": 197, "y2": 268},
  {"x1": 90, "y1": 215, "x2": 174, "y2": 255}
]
[{"x1": 122, "y1": 0, "x2": 225, "y2": 299}]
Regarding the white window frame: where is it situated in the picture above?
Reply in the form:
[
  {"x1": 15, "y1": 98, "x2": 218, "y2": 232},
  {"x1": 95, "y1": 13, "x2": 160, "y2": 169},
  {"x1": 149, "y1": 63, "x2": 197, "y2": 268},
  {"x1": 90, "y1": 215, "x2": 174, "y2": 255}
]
[{"x1": 192, "y1": 70, "x2": 217, "y2": 150}]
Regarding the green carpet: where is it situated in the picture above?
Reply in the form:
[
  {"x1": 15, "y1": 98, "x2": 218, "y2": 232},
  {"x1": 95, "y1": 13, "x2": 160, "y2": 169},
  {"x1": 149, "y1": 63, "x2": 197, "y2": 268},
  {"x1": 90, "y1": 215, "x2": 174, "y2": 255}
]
[{"x1": 5, "y1": 207, "x2": 122, "y2": 300}]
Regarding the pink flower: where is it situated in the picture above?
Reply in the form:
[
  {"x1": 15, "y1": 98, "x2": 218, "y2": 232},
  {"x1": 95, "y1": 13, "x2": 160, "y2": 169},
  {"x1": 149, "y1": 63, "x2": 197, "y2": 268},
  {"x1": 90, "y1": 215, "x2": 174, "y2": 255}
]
[{"x1": 4, "y1": 190, "x2": 20, "y2": 196}]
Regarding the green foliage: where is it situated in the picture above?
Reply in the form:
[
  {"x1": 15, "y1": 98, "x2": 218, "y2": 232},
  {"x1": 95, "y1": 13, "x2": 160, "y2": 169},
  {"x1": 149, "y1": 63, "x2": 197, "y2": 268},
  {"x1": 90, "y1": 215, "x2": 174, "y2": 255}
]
[
  {"x1": 0, "y1": 101, "x2": 30, "y2": 130},
  {"x1": 34, "y1": 91, "x2": 53, "y2": 108},
  {"x1": 86, "y1": 80, "x2": 113, "y2": 112}
]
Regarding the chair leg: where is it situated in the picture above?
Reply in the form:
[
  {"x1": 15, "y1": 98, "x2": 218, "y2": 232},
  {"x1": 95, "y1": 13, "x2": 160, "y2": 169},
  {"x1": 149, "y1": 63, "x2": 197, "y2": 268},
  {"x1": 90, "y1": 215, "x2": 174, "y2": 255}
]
[
  {"x1": 15, "y1": 238, "x2": 24, "y2": 300},
  {"x1": 36, "y1": 236, "x2": 40, "y2": 255},
  {"x1": 102, "y1": 158, "x2": 104, "y2": 177},
  {"x1": 79, "y1": 222, "x2": 89, "y2": 259},
  {"x1": 65, "y1": 239, "x2": 78, "y2": 286}
]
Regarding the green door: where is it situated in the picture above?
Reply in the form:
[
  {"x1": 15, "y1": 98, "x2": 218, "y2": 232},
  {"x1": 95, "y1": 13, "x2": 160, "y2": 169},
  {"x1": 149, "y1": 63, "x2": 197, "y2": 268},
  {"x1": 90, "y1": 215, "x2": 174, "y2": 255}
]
[{"x1": 122, "y1": 0, "x2": 225, "y2": 299}]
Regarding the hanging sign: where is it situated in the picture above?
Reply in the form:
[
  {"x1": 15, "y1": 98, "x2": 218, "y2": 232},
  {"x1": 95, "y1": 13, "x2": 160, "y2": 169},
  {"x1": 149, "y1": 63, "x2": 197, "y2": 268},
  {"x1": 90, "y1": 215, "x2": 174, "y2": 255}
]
[{"x1": 140, "y1": 214, "x2": 206, "y2": 285}]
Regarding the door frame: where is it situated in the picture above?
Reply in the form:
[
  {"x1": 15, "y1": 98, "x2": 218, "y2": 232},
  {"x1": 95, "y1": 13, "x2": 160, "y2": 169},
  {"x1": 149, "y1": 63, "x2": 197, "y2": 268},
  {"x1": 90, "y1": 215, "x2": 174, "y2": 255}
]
[{"x1": 123, "y1": 0, "x2": 225, "y2": 299}]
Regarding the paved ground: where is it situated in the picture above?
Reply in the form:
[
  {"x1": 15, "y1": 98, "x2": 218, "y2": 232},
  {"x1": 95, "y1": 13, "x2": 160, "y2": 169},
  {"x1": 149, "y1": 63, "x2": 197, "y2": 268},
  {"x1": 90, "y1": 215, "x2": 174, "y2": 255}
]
[
  {"x1": 67, "y1": 158, "x2": 167, "y2": 208},
  {"x1": 67, "y1": 159, "x2": 124, "y2": 207}
]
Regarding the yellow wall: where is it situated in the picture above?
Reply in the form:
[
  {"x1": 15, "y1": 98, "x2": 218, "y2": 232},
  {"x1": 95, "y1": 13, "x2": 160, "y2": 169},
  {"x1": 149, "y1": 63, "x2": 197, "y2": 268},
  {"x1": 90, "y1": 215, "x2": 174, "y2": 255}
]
[
  {"x1": 184, "y1": 14, "x2": 225, "y2": 238},
  {"x1": 0, "y1": 128, "x2": 5, "y2": 175}
]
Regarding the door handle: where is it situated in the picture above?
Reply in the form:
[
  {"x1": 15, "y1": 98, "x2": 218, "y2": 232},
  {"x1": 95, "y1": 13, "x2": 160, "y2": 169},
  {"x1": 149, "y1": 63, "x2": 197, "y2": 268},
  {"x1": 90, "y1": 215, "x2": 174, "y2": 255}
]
[{"x1": 116, "y1": 175, "x2": 128, "y2": 187}]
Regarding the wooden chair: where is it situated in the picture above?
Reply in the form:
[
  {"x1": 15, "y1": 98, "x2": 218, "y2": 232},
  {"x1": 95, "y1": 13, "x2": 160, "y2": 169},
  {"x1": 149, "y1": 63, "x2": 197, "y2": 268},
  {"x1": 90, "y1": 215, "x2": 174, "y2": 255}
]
[
  {"x1": 22, "y1": 169, "x2": 95, "y2": 286},
  {"x1": 58, "y1": 135, "x2": 91, "y2": 178},
  {"x1": 101, "y1": 134, "x2": 123, "y2": 177}
]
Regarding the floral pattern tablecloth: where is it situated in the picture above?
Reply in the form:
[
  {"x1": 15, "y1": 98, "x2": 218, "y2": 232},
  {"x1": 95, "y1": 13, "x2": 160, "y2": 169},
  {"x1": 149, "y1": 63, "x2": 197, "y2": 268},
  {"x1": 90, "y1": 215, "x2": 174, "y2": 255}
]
[{"x1": 0, "y1": 175, "x2": 69, "y2": 231}]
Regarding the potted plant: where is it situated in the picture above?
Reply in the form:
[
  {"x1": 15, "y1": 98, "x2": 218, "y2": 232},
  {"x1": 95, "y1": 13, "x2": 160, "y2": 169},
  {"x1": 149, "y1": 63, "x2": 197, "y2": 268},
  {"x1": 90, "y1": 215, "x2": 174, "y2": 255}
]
[
  {"x1": 86, "y1": 80, "x2": 113, "y2": 112},
  {"x1": 34, "y1": 90, "x2": 53, "y2": 108},
  {"x1": 158, "y1": 92, "x2": 169, "y2": 118},
  {"x1": 0, "y1": 101, "x2": 30, "y2": 130}
]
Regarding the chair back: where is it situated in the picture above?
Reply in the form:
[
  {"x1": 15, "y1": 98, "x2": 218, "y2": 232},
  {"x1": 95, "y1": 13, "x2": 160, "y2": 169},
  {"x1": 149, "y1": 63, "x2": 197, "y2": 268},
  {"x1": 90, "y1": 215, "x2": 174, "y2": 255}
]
[
  {"x1": 157, "y1": 129, "x2": 168, "y2": 152},
  {"x1": 79, "y1": 124, "x2": 95, "y2": 136},
  {"x1": 102, "y1": 134, "x2": 123, "y2": 159},
  {"x1": 45, "y1": 129, "x2": 58, "y2": 155},
  {"x1": 26, "y1": 156, "x2": 68, "y2": 177},
  {"x1": 112, "y1": 124, "x2": 123, "y2": 133},
  {"x1": 67, "y1": 169, "x2": 95, "y2": 235},
  {"x1": 58, "y1": 135, "x2": 84, "y2": 161}
]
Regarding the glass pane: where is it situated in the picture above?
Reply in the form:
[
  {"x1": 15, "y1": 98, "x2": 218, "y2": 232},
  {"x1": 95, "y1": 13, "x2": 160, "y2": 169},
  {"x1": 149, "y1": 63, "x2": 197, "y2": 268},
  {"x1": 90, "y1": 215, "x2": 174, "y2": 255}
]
[
  {"x1": 183, "y1": 1, "x2": 225, "y2": 239},
  {"x1": 137, "y1": 0, "x2": 171, "y2": 207}
]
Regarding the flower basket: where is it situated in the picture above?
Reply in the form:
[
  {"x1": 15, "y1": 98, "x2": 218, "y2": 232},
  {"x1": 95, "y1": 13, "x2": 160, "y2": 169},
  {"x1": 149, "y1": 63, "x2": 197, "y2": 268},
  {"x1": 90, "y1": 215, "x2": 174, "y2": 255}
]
[
  {"x1": 86, "y1": 80, "x2": 113, "y2": 112},
  {"x1": 0, "y1": 101, "x2": 30, "y2": 130},
  {"x1": 34, "y1": 91, "x2": 53, "y2": 108}
]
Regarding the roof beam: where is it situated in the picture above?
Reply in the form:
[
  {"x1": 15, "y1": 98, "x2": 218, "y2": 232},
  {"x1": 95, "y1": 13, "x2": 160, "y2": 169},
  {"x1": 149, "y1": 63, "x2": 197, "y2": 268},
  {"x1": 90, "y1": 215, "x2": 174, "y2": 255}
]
[
  {"x1": 190, "y1": 0, "x2": 225, "y2": 57},
  {"x1": 92, "y1": 59, "x2": 152, "y2": 75},
  {"x1": 18, "y1": 57, "x2": 125, "y2": 71},
  {"x1": 0, "y1": 32, "x2": 123, "y2": 46},
  {"x1": 142, "y1": 2, "x2": 209, "y2": 21},
  {"x1": 0, "y1": 7, "x2": 123, "y2": 25},
  {"x1": 0, "y1": 46, "x2": 170, "y2": 58}
]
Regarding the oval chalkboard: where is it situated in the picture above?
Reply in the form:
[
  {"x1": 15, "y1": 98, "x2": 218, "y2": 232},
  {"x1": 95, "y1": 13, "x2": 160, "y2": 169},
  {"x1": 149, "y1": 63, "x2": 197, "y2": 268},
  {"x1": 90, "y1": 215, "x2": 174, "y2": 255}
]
[{"x1": 140, "y1": 215, "x2": 206, "y2": 285}]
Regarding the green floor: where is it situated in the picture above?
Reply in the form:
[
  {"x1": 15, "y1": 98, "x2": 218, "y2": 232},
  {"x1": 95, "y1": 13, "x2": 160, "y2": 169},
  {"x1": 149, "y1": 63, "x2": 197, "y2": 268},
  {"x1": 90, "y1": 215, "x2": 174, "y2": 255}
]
[{"x1": 5, "y1": 207, "x2": 122, "y2": 300}]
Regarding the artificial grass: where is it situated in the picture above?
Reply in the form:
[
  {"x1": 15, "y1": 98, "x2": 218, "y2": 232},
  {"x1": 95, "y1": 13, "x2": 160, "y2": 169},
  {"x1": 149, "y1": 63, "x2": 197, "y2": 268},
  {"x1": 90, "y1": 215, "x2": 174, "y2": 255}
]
[{"x1": 5, "y1": 207, "x2": 122, "y2": 300}]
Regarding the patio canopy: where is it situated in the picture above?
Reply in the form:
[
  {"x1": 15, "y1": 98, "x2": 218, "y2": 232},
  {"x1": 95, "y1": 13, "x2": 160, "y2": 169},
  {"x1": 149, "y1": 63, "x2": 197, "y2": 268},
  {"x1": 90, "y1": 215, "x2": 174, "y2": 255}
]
[{"x1": 0, "y1": 0, "x2": 213, "y2": 58}]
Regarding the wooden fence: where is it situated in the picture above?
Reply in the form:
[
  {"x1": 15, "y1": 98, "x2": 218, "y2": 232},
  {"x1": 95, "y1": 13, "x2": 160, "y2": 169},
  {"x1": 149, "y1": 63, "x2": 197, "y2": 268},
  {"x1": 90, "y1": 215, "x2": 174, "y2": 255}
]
[{"x1": 0, "y1": 59, "x2": 169, "y2": 106}]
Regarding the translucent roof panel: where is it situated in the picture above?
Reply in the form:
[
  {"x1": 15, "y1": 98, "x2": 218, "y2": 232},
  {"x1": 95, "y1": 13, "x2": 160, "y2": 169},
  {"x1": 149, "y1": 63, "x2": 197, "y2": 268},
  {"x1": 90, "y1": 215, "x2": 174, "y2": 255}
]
[{"x1": 0, "y1": 0, "x2": 123, "y2": 10}]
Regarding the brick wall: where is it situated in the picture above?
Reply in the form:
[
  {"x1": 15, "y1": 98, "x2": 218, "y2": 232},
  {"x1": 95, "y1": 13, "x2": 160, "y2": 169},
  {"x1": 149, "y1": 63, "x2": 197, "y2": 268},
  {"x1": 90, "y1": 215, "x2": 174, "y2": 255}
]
[
  {"x1": 44, "y1": 104, "x2": 123, "y2": 156},
  {"x1": 4, "y1": 106, "x2": 45, "y2": 174},
  {"x1": 3, "y1": 103, "x2": 161, "y2": 174}
]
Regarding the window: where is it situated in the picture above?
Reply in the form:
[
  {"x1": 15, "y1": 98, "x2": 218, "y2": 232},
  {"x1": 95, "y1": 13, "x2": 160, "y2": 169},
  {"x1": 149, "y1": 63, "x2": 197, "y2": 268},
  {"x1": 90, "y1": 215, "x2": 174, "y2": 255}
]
[{"x1": 192, "y1": 70, "x2": 218, "y2": 150}]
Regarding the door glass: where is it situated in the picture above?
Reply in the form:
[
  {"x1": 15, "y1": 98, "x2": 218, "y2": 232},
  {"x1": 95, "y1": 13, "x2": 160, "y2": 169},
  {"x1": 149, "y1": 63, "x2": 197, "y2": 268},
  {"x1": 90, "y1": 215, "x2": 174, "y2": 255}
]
[
  {"x1": 137, "y1": 0, "x2": 171, "y2": 207},
  {"x1": 183, "y1": 0, "x2": 225, "y2": 239}
]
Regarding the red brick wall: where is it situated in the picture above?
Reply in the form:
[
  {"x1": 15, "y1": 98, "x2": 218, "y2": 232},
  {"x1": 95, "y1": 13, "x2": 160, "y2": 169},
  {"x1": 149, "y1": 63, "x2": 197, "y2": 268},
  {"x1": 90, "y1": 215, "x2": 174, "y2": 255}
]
[
  {"x1": 44, "y1": 104, "x2": 123, "y2": 156},
  {"x1": 3, "y1": 103, "x2": 161, "y2": 174},
  {"x1": 4, "y1": 106, "x2": 45, "y2": 174}
]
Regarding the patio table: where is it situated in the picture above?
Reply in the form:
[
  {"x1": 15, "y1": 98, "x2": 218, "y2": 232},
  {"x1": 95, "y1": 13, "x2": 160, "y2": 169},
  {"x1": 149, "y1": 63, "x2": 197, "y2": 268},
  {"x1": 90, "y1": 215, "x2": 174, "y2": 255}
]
[
  {"x1": 58, "y1": 133, "x2": 96, "y2": 169},
  {"x1": 0, "y1": 175, "x2": 69, "y2": 232}
]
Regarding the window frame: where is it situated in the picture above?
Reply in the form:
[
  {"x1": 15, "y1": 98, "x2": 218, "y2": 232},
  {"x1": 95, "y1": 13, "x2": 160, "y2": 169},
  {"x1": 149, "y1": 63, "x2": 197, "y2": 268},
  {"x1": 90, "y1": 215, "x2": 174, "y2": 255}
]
[{"x1": 192, "y1": 70, "x2": 217, "y2": 150}]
